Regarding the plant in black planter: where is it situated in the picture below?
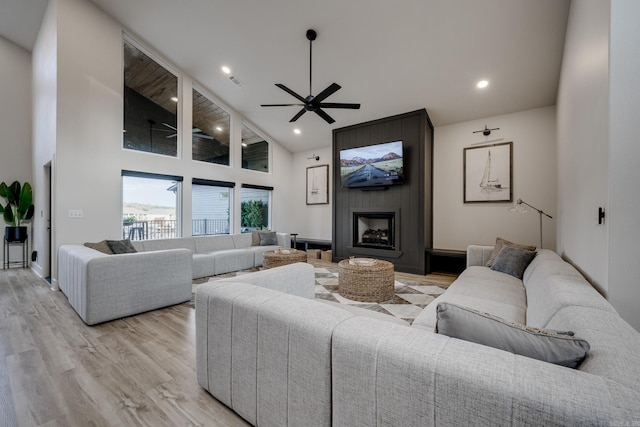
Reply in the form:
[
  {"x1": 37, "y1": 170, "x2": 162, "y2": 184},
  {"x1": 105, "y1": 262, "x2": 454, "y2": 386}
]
[{"x1": 0, "y1": 181, "x2": 35, "y2": 242}]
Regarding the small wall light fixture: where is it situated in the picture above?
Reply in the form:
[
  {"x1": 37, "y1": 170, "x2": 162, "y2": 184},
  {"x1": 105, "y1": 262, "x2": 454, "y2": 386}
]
[
  {"x1": 509, "y1": 198, "x2": 553, "y2": 248},
  {"x1": 473, "y1": 125, "x2": 500, "y2": 136},
  {"x1": 307, "y1": 154, "x2": 320, "y2": 161}
]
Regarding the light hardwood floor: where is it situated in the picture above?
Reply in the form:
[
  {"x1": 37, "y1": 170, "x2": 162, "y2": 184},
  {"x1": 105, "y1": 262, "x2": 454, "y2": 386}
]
[{"x1": 0, "y1": 261, "x2": 455, "y2": 426}]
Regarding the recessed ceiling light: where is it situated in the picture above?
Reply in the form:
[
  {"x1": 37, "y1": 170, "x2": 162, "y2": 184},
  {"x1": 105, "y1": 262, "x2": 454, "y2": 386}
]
[
  {"x1": 241, "y1": 142, "x2": 248, "y2": 147},
  {"x1": 476, "y1": 80, "x2": 489, "y2": 89},
  {"x1": 294, "y1": 128, "x2": 301, "y2": 135},
  {"x1": 216, "y1": 126, "x2": 222, "y2": 131},
  {"x1": 171, "y1": 96, "x2": 179, "y2": 102},
  {"x1": 221, "y1": 66, "x2": 231, "y2": 74}
]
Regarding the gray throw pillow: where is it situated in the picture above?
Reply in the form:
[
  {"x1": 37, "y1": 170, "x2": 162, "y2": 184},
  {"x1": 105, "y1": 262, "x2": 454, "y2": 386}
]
[
  {"x1": 435, "y1": 303, "x2": 590, "y2": 368},
  {"x1": 490, "y1": 245, "x2": 536, "y2": 279},
  {"x1": 84, "y1": 240, "x2": 113, "y2": 254},
  {"x1": 251, "y1": 230, "x2": 261, "y2": 246},
  {"x1": 106, "y1": 239, "x2": 138, "y2": 254},
  {"x1": 258, "y1": 231, "x2": 277, "y2": 246},
  {"x1": 486, "y1": 237, "x2": 536, "y2": 267}
]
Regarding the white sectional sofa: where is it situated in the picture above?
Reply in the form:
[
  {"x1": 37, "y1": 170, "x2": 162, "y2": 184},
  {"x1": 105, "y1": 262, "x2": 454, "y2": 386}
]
[
  {"x1": 130, "y1": 232, "x2": 289, "y2": 279},
  {"x1": 58, "y1": 232, "x2": 289, "y2": 325},
  {"x1": 195, "y1": 245, "x2": 640, "y2": 426}
]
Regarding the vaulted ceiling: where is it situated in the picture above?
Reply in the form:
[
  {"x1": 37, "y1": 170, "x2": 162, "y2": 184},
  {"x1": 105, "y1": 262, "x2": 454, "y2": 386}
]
[{"x1": 0, "y1": 0, "x2": 571, "y2": 153}]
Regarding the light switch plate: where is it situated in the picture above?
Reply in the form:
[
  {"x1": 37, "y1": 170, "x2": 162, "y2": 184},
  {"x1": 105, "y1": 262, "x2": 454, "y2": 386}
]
[{"x1": 69, "y1": 209, "x2": 83, "y2": 218}]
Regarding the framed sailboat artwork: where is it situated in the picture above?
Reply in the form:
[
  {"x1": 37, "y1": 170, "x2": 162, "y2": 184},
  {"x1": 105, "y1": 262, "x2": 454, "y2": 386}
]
[
  {"x1": 464, "y1": 142, "x2": 513, "y2": 203},
  {"x1": 306, "y1": 164, "x2": 329, "y2": 205}
]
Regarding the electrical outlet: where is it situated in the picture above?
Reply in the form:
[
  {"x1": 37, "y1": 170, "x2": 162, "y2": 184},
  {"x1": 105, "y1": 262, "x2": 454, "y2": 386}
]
[{"x1": 69, "y1": 209, "x2": 83, "y2": 218}]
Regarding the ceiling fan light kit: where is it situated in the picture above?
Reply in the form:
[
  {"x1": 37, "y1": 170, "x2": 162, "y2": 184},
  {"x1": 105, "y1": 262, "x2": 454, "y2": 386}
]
[{"x1": 261, "y1": 29, "x2": 361, "y2": 124}]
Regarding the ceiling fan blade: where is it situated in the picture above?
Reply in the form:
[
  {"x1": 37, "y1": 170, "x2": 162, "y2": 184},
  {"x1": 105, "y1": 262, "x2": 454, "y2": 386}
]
[
  {"x1": 162, "y1": 123, "x2": 177, "y2": 131},
  {"x1": 261, "y1": 103, "x2": 305, "y2": 107},
  {"x1": 314, "y1": 108, "x2": 335, "y2": 124},
  {"x1": 290, "y1": 108, "x2": 307, "y2": 122},
  {"x1": 193, "y1": 133, "x2": 214, "y2": 140},
  {"x1": 318, "y1": 103, "x2": 361, "y2": 109},
  {"x1": 313, "y1": 83, "x2": 341, "y2": 103},
  {"x1": 275, "y1": 84, "x2": 306, "y2": 103}
]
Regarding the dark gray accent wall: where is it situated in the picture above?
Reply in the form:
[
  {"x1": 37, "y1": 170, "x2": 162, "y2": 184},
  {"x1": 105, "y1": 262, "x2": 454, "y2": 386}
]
[{"x1": 332, "y1": 109, "x2": 433, "y2": 274}]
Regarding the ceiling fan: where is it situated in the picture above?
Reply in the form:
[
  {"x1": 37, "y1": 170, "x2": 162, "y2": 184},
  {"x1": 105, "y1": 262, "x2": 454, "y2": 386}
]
[
  {"x1": 161, "y1": 122, "x2": 213, "y2": 140},
  {"x1": 260, "y1": 29, "x2": 361, "y2": 124}
]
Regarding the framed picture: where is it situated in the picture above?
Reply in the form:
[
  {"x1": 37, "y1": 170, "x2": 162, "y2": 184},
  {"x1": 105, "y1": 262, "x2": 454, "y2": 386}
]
[
  {"x1": 306, "y1": 164, "x2": 329, "y2": 205},
  {"x1": 464, "y1": 141, "x2": 512, "y2": 203}
]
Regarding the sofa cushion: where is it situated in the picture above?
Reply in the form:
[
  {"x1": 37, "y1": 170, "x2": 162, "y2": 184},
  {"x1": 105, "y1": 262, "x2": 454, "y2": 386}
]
[
  {"x1": 141, "y1": 237, "x2": 196, "y2": 253},
  {"x1": 436, "y1": 303, "x2": 590, "y2": 368},
  {"x1": 106, "y1": 239, "x2": 137, "y2": 254},
  {"x1": 84, "y1": 240, "x2": 113, "y2": 254},
  {"x1": 316, "y1": 299, "x2": 409, "y2": 326},
  {"x1": 212, "y1": 249, "x2": 255, "y2": 275},
  {"x1": 413, "y1": 293, "x2": 526, "y2": 332},
  {"x1": 545, "y1": 305, "x2": 640, "y2": 393},
  {"x1": 193, "y1": 235, "x2": 235, "y2": 253},
  {"x1": 486, "y1": 237, "x2": 536, "y2": 267},
  {"x1": 232, "y1": 233, "x2": 252, "y2": 249},
  {"x1": 490, "y1": 245, "x2": 536, "y2": 279},
  {"x1": 525, "y1": 274, "x2": 616, "y2": 329}
]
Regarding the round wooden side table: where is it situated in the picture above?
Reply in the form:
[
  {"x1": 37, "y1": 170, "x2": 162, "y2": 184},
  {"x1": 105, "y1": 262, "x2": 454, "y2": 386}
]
[
  {"x1": 338, "y1": 258, "x2": 395, "y2": 302},
  {"x1": 263, "y1": 250, "x2": 307, "y2": 269}
]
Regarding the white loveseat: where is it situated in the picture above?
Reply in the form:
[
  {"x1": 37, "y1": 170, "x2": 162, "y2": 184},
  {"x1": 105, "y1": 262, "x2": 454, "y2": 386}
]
[
  {"x1": 195, "y1": 246, "x2": 640, "y2": 426},
  {"x1": 58, "y1": 232, "x2": 289, "y2": 325}
]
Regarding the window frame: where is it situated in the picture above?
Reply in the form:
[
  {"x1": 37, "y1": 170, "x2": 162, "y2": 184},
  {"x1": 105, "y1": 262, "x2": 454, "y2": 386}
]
[
  {"x1": 191, "y1": 84, "x2": 232, "y2": 167},
  {"x1": 191, "y1": 178, "x2": 235, "y2": 236},
  {"x1": 121, "y1": 170, "x2": 183, "y2": 240},
  {"x1": 122, "y1": 34, "x2": 183, "y2": 159},
  {"x1": 241, "y1": 121, "x2": 271, "y2": 173}
]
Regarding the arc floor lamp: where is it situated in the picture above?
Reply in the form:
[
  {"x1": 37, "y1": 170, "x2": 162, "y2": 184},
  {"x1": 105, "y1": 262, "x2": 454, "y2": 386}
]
[{"x1": 510, "y1": 199, "x2": 553, "y2": 248}]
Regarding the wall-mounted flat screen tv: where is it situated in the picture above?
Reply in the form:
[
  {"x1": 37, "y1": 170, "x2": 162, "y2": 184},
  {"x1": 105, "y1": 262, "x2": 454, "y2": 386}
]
[{"x1": 339, "y1": 140, "x2": 404, "y2": 188}]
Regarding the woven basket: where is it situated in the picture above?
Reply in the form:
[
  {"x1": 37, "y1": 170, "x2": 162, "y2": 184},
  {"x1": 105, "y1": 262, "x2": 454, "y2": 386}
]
[
  {"x1": 306, "y1": 249, "x2": 321, "y2": 260},
  {"x1": 320, "y1": 250, "x2": 332, "y2": 262},
  {"x1": 338, "y1": 259, "x2": 395, "y2": 302},
  {"x1": 263, "y1": 250, "x2": 307, "y2": 269}
]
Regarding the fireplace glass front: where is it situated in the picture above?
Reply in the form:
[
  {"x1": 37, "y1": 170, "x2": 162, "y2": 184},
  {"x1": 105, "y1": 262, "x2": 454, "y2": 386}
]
[{"x1": 353, "y1": 212, "x2": 395, "y2": 250}]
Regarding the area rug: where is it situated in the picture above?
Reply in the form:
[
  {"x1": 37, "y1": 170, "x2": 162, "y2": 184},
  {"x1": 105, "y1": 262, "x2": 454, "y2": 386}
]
[{"x1": 189, "y1": 265, "x2": 448, "y2": 324}]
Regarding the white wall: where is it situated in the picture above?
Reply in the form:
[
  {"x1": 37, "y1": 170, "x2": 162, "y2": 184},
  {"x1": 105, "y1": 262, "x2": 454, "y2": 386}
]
[
  {"x1": 556, "y1": 0, "x2": 610, "y2": 292},
  {"x1": 608, "y1": 0, "x2": 640, "y2": 331},
  {"x1": 0, "y1": 36, "x2": 33, "y2": 266},
  {"x1": 433, "y1": 106, "x2": 557, "y2": 251},
  {"x1": 289, "y1": 146, "x2": 333, "y2": 240},
  {"x1": 557, "y1": 0, "x2": 640, "y2": 330},
  {"x1": 33, "y1": 0, "x2": 293, "y2": 282}
]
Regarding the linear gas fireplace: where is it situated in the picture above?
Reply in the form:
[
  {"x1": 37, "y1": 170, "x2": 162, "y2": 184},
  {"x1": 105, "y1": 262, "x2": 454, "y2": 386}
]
[{"x1": 353, "y1": 212, "x2": 395, "y2": 250}]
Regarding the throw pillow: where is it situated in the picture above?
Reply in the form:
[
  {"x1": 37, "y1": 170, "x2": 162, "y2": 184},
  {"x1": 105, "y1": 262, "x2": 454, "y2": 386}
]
[
  {"x1": 84, "y1": 240, "x2": 113, "y2": 255},
  {"x1": 251, "y1": 230, "x2": 261, "y2": 246},
  {"x1": 258, "y1": 231, "x2": 278, "y2": 246},
  {"x1": 106, "y1": 239, "x2": 138, "y2": 254},
  {"x1": 490, "y1": 245, "x2": 537, "y2": 279},
  {"x1": 435, "y1": 303, "x2": 590, "y2": 368},
  {"x1": 251, "y1": 230, "x2": 273, "y2": 246},
  {"x1": 485, "y1": 237, "x2": 536, "y2": 267}
]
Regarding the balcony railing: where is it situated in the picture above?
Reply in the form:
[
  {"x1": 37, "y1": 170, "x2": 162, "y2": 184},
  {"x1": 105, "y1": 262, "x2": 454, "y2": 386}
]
[
  {"x1": 123, "y1": 219, "x2": 230, "y2": 240},
  {"x1": 192, "y1": 219, "x2": 230, "y2": 236}
]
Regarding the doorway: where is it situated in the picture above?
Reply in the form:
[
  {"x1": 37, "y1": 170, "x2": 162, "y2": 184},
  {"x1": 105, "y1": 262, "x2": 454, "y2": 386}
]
[{"x1": 42, "y1": 162, "x2": 52, "y2": 282}]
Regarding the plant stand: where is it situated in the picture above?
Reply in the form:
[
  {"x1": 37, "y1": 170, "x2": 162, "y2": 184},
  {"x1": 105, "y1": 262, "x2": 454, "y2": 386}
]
[{"x1": 3, "y1": 237, "x2": 28, "y2": 269}]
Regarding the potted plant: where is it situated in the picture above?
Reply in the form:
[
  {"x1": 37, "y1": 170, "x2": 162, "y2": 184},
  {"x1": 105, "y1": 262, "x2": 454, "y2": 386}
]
[{"x1": 0, "y1": 181, "x2": 35, "y2": 242}]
